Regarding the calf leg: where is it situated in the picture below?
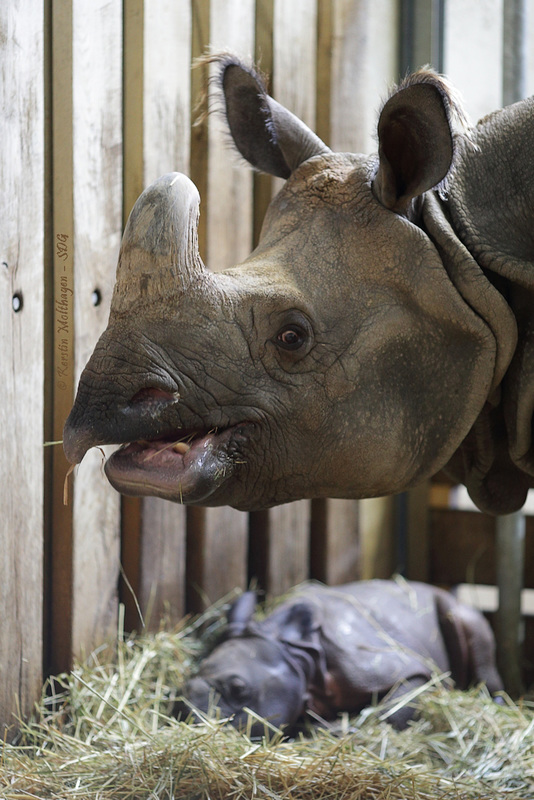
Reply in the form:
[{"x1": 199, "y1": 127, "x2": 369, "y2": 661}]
[
  {"x1": 436, "y1": 593, "x2": 503, "y2": 694},
  {"x1": 378, "y1": 675, "x2": 431, "y2": 729}
]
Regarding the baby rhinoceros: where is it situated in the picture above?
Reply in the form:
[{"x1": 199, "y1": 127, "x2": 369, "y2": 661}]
[{"x1": 178, "y1": 580, "x2": 502, "y2": 733}]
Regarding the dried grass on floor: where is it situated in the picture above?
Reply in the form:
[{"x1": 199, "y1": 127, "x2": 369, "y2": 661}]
[{"x1": 1, "y1": 603, "x2": 534, "y2": 800}]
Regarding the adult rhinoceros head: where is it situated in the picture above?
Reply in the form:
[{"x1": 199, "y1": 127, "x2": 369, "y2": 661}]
[{"x1": 63, "y1": 56, "x2": 513, "y2": 511}]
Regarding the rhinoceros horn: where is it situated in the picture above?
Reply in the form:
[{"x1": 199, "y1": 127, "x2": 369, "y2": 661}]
[{"x1": 111, "y1": 172, "x2": 206, "y2": 315}]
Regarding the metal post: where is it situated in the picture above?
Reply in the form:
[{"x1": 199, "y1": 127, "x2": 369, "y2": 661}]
[
  {"x1": 399, "y1": 0, "x2": 445, "y2": 75},
  {"x1": 495, "y1": 0, "x2": 527, "y2": 699},
  {"x1": 496, "y1": 512, "x2": 525, "y2": 696}
]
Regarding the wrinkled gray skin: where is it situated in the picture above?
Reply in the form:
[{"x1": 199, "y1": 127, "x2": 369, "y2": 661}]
[
  {"x1": 64, "y1": 55, "x2": 534, "y2": 514},
  {"x1": 176, "y1": 580, "x2": 503, "y2": 733}
]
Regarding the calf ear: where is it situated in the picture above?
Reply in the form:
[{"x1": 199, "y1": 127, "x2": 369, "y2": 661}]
[
  {"x1": 373, "y1": 71, "x2": 461, "y2": 214},
  {"x1": 226, "y1": 591, "x2": 257, "y2": 636},
  {"x1": 218, "y1": 56, "x2": 330, "y2": 178},
  {"x1": 279, "y1": 603, "x2": 317, "y2": 644}
]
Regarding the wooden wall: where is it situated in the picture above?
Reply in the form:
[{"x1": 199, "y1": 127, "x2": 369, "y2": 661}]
[
  {"x1": 0, "y1": 0, "x2": 399, "y2": 738},
  {"x1": 3, "y1": 0, "x2": 534, "y2": 740}
]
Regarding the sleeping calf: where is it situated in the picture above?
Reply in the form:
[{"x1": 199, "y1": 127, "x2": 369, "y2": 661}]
[{"x1": 177, "y1": 579, "x2": 503, "y2": 733}]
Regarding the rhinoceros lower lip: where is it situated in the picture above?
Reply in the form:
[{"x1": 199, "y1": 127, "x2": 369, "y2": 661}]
[{"x1": 104, "y1": 424, "x2": 249, "y2": 504}]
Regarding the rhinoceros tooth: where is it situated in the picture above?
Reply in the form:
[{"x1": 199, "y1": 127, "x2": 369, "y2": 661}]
[
  {"x1": 111, "y1": 172, "x2": 207, "y2": 315},
  {"x1": 172, "y1": 441, "x2": 191, "y2": 454}
]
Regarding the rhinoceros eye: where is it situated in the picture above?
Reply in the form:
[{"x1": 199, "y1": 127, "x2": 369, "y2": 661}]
[
  {"x1": 276, "y1": 325, "x2": 306, "y2": 350},
  {"x1": 227, "y1": 675, "x2": 249, "y2": 701}
]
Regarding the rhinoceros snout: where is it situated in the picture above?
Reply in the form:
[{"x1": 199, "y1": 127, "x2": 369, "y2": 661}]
[
  {"x1": 173, "y1": 695, "x2": 206, "y2": 723},
  {"x1": 177, "y1": 676, "x2": 217, "y2": 717}
]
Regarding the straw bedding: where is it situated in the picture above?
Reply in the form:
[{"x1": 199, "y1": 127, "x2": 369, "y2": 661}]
[{"x1": 1, "y1": 601, "x2": 533, "y2": 800}]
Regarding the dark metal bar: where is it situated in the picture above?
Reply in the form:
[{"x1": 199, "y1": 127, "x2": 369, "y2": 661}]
[
  {"x1": 496, "y1": 512, "x2": 525, "y2": 696},
  {"x1": 496, "y1": 0, "x2": 527, "y2": 697}
]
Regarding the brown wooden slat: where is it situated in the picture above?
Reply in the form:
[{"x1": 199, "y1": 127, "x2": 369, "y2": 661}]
[
  {"x1": 137, "y1": 501, "x2": 187, "y2": 626},
  {"x1": 357, "y1": 497, "x2": 396, "y2": 579},
  {"x1": 120, "y1": 498, "x2": 143, "y2": 632},
  {"x1": 190, "y1": 0, "x2": 210, "y2": 262},
  {"x1": 122, "y1": 498, "x2": 187, "y2": 630},
  {"x1": 406, "y1": 482, "x2": 430, "y2": 582},
  {"x1": 315, "y1": 0, "x2": 333, "y2": 146},
  {"x1": 249, "y1": 502, "x2": 311, "y2": 597},
  {"x1": 49, "y1": 0, "x2": 75, "y2": 677},
  {"x1": 253, "y1": 0, "x2": 274, "y2": 247},
  {"x1": 186, "y1": 507, "x2": 248, "y2": 612},
  {"x1": 123, "y1": 0, "x2": 145, "y2": 217},
  {"x1": 118, "y1": 4, "x2": 144, "y2": 620},
  {"x1": 310, "y1": 499, "x2": 360, "y2": 585}
]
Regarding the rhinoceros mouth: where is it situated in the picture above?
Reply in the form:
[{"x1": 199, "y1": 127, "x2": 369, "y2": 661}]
[{"x1": 104, "y1": 423, "x2": 251, "y2": 504}]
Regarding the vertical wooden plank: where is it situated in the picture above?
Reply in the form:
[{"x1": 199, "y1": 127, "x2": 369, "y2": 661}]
[
  {"x1": 51, "y1": 0, "x2": 124, "y2": 668},
  {"x1": 50, "y1": 0, "x2": 75, "y2": 676},
  {"x1": 121, "y1": 0, "x2": 145, "y2": 632},
  {"x1": 248, "y1": 0, "x2": 318, "y2": 594},
  {"x1": 137, "y1": 501, "x2": 187, "y2": 625},
  {"x1": 253, "y1": 0, "x2": 274, "y2": 246},
  {"x1": 271, "y1": 0, "x2": 317, "y2": 198},
  {"x1": 444, "y1": 0, "x2": 504, "y2": 119},
  {"x1": 329, "y1": 0, "x2": 399, "y2": 154},
  {"x1": 309, "y1": 2, "x2": 363, "y2": 586},
  {"x1": 122, "y1": 0, "x2": 191, "y2": 629},
  {"x1": 184, "y1": 0, "x2": 253, "y2": 612},
  {"x1": 139, "y1": 0, "x2": 191, "y2": 623},
  {"x1": 123, "y1": 0, "x2": 145, "y2": 218},
  {"x1": 54, "y1": 0, "x2": 123, "y2": 660},
  {"x1": 144, "y1": 0, "x2": 192, "y2": 182},
  {"x1": 190, "y1": 0, "x2": 210, "y2": 261},
  {"x1": 315, "y1": 0, "x2": 334, "y2": 146},
  {"x1": 207, "y1": 0, "x2": 255, "y2": 271},
  {"x1": 273, "y1": 0, "x2": 317, "y2": 125},
  {"x1": 310, "y1": 499, "x2": 360, "y2": 584},
  {"x1": 397, "y1": 2, "x2": 440, "y2": 582},
  {"x1": 249, "y1": 504, "x2": 311, "y2": 597},
  {"x1": 358, "y1": 497, "x2": 396, "y2": 579},
  {"x1": 187, "y1": 507, "x2": 248, "y2": 611},
  {"x1": 406, "y1": 482, "x2": 430, "y2": 581},
  {"x1": 0, "y1": 0, "x2": 44, "y2": 736}
]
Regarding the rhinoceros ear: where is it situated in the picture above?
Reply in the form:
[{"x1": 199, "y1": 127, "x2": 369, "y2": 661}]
[
  {"x1": 373, "y1": 71, "x2": 464, "y2": 214},
  {"x1": 226, "y1": 591, "x2": 257, "y2": 636},
  {"x1": 278, "y1": 602, "x2": 317, "y2": 644},
  {"x1": 217, "y1": 55, "x2": 331, "y2": 177}
]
